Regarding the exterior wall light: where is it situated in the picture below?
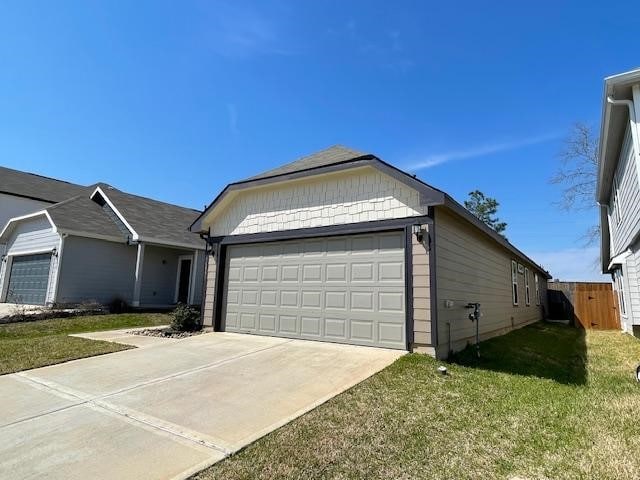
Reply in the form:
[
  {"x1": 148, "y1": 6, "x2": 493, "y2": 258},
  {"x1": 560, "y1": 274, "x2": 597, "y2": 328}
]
[
  {"x1": 412, "y1": 224, "x2": 424, "y2": 242},
  {"x1": 51, "y1": 248, "x2": 58, "y2": 257}
]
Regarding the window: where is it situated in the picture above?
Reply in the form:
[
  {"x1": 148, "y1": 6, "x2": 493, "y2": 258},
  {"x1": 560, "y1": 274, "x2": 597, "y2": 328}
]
[
  {"x1": 612, "y1": 176, "x2": 622, "y2": 225},
  {"x1": 511, "y1": 260, "x2": 519, "y2": 306},
  {"x1": 525, "y1": 268, "x2": 531, "y2": 306},
  {"x1": 534, "y1": 273, "x2": 540, "y2": 305},
  {"x1": 615, "y1": 270, "x2": 627, "y2": 316}
]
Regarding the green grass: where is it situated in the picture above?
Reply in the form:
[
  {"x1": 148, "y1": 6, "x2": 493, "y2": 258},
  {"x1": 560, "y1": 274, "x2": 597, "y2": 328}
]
[
  {"x1": 195, "y1": 323, "x2": 640, "y2": 480},
  {"x1": 0, "y1": 313, "x2": 170, "y2": 375}
]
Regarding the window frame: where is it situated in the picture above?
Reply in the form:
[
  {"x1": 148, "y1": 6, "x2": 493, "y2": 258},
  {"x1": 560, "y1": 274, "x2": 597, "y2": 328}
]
[
  {"x1": 615, "y1": 270, "x2": 627, "y2": 316},
  {"x1": 612, "y1": 175, "x2": 622, "y2": 225},
  {"x1": 525, "y1": 267, "x2": 531, "y2": 306},
  {"x1": 534, "y1": 273, "x2": 540, "y2": 305},
  {"x1": 511, "y1": 260, "x2": 519, "y2": 306}
]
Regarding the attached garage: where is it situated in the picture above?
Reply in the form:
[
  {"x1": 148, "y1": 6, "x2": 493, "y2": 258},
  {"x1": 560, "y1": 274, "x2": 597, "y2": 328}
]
[
  {"x1": 191, "y1": 145, "x2": 551, "y2": 358},
  {"x1": 6, "y1": 253, "x2": 52, "y2": 305},
  {"x1": 222, "y1": 232, "x2": 407, "y2": 349}
]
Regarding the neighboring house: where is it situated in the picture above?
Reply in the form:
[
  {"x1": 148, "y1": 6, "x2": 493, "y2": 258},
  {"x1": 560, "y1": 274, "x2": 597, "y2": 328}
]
[
  {"x1": 0, "y1": 167, "x2": 205, "y2": 307},
  {"x1": 190, "y1": 146, "x2": 550, "y2": 358},
  {"x1": 0, "y1": 166, "x2": 88, "y2": 254},
  {"x1": 597, "y1": 68, "x2": 640, "y2": 337}
]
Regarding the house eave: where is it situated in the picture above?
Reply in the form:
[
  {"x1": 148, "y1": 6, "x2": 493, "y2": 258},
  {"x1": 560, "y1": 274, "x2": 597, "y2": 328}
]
[{"x1": 189, "y1": 156, "x2": 447, "y2": 233}]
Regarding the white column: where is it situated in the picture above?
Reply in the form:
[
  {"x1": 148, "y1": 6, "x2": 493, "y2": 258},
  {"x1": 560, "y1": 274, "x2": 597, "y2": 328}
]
[
  {"x1": 188, "y1": 250, "x2": 201, "y2": 305},
  {"x1": 132, "y1": 242, "x2": 145, "y2": 307},
  {"x1": 632, "y1": 85, "x2": 640, "y2": 179}
]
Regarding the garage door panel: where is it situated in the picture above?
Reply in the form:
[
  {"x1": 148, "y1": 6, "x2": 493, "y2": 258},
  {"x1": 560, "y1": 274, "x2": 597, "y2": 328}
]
[
  {"x1": 259, "y1": 314, "x2": 276, "y2": 332},
  {"x1": 222, "y1": 232, "x2": 406, "y2": 349},
  {"x1": 6, "y1": 254, "x2": 52, "y2": 305},
  {"x1": 278, "y1": 315, "x2": 298, "y2": 334},
  {"x1": 301, "y1": 316, "x2": 321, "y2": 336}
]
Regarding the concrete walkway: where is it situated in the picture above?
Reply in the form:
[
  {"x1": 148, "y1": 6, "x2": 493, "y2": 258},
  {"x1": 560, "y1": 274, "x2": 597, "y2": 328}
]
[{"x1": 0, "y1": 332, "x2": 404, "y2": 480}]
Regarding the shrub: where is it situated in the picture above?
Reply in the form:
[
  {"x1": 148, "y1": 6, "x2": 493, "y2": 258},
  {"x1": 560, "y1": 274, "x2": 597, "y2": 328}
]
[
  {"x1": 108, "y1": 297, "x2": 130, "y2": 314},
  {"x1": 170, "y1": 303, "x2": 200, "y2": 332}
]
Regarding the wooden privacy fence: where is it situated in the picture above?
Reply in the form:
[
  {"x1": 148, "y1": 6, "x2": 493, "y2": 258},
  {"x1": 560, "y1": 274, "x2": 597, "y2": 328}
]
[{"x1": 547, "y1": 281, "x2": 620, "y2": 330}]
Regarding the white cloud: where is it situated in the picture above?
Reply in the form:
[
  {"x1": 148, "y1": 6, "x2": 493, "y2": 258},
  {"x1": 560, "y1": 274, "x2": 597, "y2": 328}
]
[
  {"x1": 528, "y1": 247, "x2": 609, "y2": 282},
  {"x1": 404, "y1": 133, "x2": 561, "y2": 171},
  {"x1": 203, "y1": 3, "x2": 291, "y2": 58}
]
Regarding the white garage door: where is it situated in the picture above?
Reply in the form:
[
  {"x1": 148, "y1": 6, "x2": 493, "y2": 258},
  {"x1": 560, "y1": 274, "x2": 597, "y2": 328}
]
[{"x1": 222, "y1": 231, "x2": 406, "y2": 349}]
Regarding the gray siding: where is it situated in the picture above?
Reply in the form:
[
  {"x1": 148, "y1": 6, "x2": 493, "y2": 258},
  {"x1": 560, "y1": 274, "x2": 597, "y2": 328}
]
[
  {"x1": 56, "y1": 236, "x2": 136, "y2": 305},
  {"x1": 140, "y1": 245, "x2": 203, "y2": 306},
  {"x1": 0, "y1": 216, "x2": 60, "y2": 304},
  {"x1": 622, "y1": 238, "x2": 640, "y2": 326},
  {"x1": 192, "y1": 250, "x2": 205, "y2": 305},
  {"x1": 434, "y1": 207, "x2": 548, "y2": 357},
  {"x1": 0, "y1": 193, "x2": 51, "y2": 235},
  {"x1": 609, "y1": 125, "x2": 640, "y2": 256}
]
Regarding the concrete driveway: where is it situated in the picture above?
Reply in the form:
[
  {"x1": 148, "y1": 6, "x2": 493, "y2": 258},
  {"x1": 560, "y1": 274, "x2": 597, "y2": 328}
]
[{"x1": 0, "y1": 332, "x2": 403, "y2": 480}]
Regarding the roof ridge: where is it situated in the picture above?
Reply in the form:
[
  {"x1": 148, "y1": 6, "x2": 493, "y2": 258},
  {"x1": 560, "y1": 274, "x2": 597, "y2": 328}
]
[
  {"x1": 95, "y1": 183, "x2": 201, "y2": 213},
  {"x1": 0, "y1": 165, "x2": 87, "y2": 189}
]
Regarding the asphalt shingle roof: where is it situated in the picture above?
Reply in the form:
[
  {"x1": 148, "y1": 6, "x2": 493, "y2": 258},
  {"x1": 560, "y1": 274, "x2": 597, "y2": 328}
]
[
  {"x1": 244, "y1": 145, "x2": 367, "y2": 181},
  {"x1": 46, "y1": 195, "x2": 128, "y2": 240},
  {"x1": 95, "y1": 184, "x2": 203, "y2": 248},
  {"x1": 0, "y1": 166, "x2": 88, "y2": 203}
]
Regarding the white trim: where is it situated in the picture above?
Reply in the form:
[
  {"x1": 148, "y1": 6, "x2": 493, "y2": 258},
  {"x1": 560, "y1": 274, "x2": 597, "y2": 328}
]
[
  {"x1": 608, "y1": 249, "x2": 631, "y2": 270},
  {"x1": 1, "y1": 249, "x2": 55, "y2": 304},
  {"x1": 90, "y1": 186, "x2": 139, "y2": 241},
  {"x1": 0, "y1": 210, "x2": 56, "y2": 240},
  {"x1": 511, "y1": 260, "x2": 519, "y2": 306},
  {"x1": 50, "y1": 234, "x2": 66, "y2": 304},
  {"x1": 4, "y1": 246, "x2": 58, "y2": 256},
  {"x1": 57, "y1": 229, "x2": 127, "y2": 244},
  {"x1": 524, "y1": 267, "x2": 531, "y2": 306},
  {"x1": 534, "y1": 273, "x2": 540, "y2": 306},
  {"x1": 174, "y1": 254, "x2": 193, "y2": 304},
  {"x1": 188, "y1": 249, "x2": 201, "y2": 304},
  {"x1": 132, "y1": 242, "x2": 145, "y2": 307},
  {"x1": 137, "y1": 236, "x2": 205, "y2": 251}
]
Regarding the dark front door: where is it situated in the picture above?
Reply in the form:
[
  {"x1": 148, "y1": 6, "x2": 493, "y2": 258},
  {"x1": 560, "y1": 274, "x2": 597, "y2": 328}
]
[{"x1": 177, "y1": 258, "x2": 192, "y2": 304}]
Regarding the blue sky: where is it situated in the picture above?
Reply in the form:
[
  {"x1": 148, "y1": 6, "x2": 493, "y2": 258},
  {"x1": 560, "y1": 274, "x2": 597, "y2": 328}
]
[{"x1": 1, "y1": 1, "x2": 638, "y2": 280}]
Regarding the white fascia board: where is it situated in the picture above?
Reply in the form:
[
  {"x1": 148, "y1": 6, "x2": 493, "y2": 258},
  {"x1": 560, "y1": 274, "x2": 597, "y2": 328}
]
[
  {"x1": 57, "y1": 229, "x2": 128, "y2": 244},
  {"x1": 0, "y1": 210, "x2": 56, "y2": 240},
  {"x1": 136, "y1": 236, "x2": 205, "y2": 251},
  {"x1": 608, "y1": 249, "x2": 631, "y2": 270},
  {"x1": 90, "y1": 186, "x2": 139, "y2": 240}
]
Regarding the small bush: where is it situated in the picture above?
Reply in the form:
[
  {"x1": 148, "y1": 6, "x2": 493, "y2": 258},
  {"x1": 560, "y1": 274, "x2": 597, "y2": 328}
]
[
  {"x1": 170, "y1": 303, "x2": 200, "y2": 332},
  {"x1": 108, "y1": 297, "x2": 130, "y2": 314}
]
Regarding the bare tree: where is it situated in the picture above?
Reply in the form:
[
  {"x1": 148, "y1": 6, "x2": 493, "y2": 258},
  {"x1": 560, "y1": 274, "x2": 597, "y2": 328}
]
[{"x1": 550, "y1": 123, "x2": 599, "y2": 245}]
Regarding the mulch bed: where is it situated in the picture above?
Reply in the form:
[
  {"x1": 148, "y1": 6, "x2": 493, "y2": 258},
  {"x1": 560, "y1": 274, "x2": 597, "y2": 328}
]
[{"x1": 129, "y1": 328, "x2": 204, "y2": 339}]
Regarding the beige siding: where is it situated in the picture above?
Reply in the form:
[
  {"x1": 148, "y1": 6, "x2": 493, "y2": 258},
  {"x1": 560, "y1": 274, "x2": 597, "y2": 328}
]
[
  {"x1": 207, "y1": 166, "x2": 429, "y2": 236},
  {"x1": 412, "y1": 224, "x2": 433, "y2": 354},
  {"x1": 434, "y1": 207, "x2": 547, "y2": 358},
  {"x1": 202, "y1": 252, "x2": 216, "y2": 328}
]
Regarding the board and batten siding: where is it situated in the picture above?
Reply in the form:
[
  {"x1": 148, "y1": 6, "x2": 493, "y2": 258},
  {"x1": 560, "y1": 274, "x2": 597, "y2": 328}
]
[
  {"x1": 202, "y1": 252, "x2": 217, "y2": 328},
  {"x1": 609, "y1": 124, "x2": 640, "y2": 257},
  {"x1": 56, "y1": 236, "x2": 137, "y2": 305},
  {"x1": 0, "y1": 215, "x2": 60, "y2": 304},
  {"x1": 411, "y1": 224, "x2": 434, "y2": 354},
  {"x1": 209, "y1": 167, "x2": 429, "y2": 236},
  {"x1": 434, "y1": 207, "x2": 548, "y2": 357}
]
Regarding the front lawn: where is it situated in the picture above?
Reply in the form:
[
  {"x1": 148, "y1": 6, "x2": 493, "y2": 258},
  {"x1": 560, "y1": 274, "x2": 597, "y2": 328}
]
[
  {"x1": 196, "y1": 323, "x2": 640, "y2": 480},
  {"x1": 0, "y1": 313, "x2": 170, "y2": 375}
]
